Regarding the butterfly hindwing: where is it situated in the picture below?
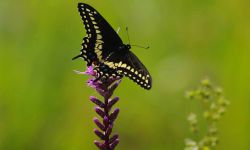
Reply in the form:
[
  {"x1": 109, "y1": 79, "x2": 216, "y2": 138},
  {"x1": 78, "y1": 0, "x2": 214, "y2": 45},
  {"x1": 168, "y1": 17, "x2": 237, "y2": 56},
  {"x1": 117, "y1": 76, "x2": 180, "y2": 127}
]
[
  {"x1": 73, "y1": 4, "x2": 99, "y2": 65},
  {"x1": 103, "y1": 51, "x2": 152, "y2": 90}
]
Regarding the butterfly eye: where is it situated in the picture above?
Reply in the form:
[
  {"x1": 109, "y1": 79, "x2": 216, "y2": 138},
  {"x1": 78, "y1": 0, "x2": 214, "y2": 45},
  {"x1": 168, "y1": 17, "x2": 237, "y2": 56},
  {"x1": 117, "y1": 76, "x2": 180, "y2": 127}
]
[
  {"x1": 127, "y1": 44, "x2": 131, "y2": 49},
  {"x1": 118, "y1": 45, "x2": 124, "y2": 50}
]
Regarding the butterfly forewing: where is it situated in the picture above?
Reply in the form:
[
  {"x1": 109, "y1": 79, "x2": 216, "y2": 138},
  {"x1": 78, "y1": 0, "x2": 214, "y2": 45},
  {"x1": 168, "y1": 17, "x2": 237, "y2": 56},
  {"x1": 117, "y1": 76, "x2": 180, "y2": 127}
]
[{"x1": 76, "y1": 3, "x2": 123, "y2": 64}]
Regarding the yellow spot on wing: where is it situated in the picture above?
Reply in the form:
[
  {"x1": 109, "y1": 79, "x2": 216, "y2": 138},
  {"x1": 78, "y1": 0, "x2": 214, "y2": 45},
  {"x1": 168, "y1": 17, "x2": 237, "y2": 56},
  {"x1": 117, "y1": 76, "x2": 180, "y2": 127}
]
[
  {"x1": 97, "y1": 34, "x2": 102, "y2": 40},
  {"x1": 118, "y1": 61, "x2": 122, "y2": 67},
  {"x1": 105, "y1": 62, "x2": 114, "y2": 68},
  {"x1": 96, "y1": 40, "x2": 103, "y2": 43},
  {"x1": 94, "y1": 25, "x2": 99, "y2": 29},
  {"x1": 98, "y1": 45, "x2": 102, "y2": 50},
  {"x1": 121, "y1": 64, "x2": 127, "y2": 68}
]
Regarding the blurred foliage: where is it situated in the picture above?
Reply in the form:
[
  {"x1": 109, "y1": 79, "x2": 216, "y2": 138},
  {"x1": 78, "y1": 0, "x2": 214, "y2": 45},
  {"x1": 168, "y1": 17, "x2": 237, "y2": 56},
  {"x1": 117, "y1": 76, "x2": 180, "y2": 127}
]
[
  {"x1": 0, "y1": 0, "x2": 250, "y2": 150},
  {"x1": 184, "y1": 79, "x2": 230, "y2": 150}
]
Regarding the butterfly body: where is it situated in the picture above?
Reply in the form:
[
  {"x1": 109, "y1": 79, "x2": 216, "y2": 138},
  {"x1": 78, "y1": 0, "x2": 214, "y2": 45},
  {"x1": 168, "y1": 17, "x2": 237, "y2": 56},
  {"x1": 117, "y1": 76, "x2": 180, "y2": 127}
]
[{"x1": 74, "y1": 3, "x2": 152, "y2": 90}]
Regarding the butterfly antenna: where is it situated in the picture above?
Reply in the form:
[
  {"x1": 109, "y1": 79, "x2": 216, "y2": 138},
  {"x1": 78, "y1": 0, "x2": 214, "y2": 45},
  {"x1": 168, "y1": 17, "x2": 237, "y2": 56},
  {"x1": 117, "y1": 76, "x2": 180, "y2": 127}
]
[
  {"x1": 131, "y1": 44, "x2": 150, "y2": 49},
  {"x1": 126, "y1": 27, "x2": 149, "y2": 49},
  {"x1": 126, "y1": 27, "x2": 131, "y2": 44}
]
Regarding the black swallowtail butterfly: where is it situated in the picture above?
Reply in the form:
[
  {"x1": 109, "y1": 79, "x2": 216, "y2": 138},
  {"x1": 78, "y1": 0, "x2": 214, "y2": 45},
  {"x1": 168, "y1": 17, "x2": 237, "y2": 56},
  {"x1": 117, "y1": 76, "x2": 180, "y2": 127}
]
[{"x1": 73, "y1": 3, "x2": 152, "y2": 90}]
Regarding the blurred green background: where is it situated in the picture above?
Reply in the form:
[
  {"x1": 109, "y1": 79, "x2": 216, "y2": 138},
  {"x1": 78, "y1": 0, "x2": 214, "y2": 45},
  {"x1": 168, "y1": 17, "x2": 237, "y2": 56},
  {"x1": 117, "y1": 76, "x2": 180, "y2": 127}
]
[{"x1": 0, "y1": 0, "x2": 249, "y2": 150}]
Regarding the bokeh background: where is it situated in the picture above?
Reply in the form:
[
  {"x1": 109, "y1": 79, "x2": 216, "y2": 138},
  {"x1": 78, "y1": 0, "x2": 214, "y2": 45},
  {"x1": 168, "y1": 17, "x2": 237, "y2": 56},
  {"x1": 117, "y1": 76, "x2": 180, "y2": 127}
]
[{"x1": 0, "y1": 0, "x2": 249, "y2": 149}]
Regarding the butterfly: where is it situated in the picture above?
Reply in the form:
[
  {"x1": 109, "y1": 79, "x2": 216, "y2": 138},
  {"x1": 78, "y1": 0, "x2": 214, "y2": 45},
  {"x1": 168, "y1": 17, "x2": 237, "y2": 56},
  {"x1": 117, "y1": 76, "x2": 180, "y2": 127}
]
[{"x1": 73, "y1": 3, "x2": 152, "y2": 90}]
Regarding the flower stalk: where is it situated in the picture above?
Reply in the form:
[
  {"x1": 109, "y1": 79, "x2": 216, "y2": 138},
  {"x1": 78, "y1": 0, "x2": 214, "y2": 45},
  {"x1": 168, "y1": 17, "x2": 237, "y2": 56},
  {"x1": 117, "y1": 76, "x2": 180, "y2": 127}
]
[{"x1": 77, "y1": 66, "x2": 121, "y2": 150}]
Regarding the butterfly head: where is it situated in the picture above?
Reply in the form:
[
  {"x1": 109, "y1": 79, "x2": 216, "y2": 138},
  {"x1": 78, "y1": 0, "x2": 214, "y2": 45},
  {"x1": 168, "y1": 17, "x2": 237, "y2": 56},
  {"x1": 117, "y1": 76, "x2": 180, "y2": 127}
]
[
  {"x1": 126, "y1": 44, "x2": 131, "y2": 50},
  {"x1": 118, "y1": 44, "x2": 131, "y2": 51}
]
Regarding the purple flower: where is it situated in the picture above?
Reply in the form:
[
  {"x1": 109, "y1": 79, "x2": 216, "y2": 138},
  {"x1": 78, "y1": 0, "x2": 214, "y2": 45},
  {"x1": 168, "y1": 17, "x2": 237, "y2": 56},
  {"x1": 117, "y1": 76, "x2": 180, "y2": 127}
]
[{"x1": 82, "y1": 66, "x2": 121, "y2": 150}]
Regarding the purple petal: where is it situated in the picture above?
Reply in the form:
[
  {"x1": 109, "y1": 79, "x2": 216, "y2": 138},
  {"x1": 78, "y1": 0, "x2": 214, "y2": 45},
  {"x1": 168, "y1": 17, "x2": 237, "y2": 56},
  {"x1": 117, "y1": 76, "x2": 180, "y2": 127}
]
[
  {"x1": 110, "y1": 108, "x2": 120, "y2": 123},
  {"x1": 109, "y1": 134, "x2": 119, "y2": 144},
  {"x1": 85, "y1": 66, "x2": 96, "y2": 76},
  {"x1": 95, "y1": 107, "x2": 105, "y2": 118},
  {"x1": 87, "y1": 79, "x2": 96, "y2": 88},
  {"x1": 109, "y1": 139, "x2": 119, "y2": 149},
  {"x1": 90, "y1": 96, "x2": 105, "y2": 108},
  {"x1": 103, "y1": 116, "x2": 109, "y2": 127},
  {"x1": 94, "y1": 140, "x2": 103, "y2": 149},
  {"x1": 109, "y1": 80, "x2": 122, "y2": 92},
  {"x1": 105, "y1": 125, "x2": 113, "y2": 137},
  {"x1": 93, "y1": 117, "x2": 105, "y2": 131},
  {"x1": 94, "y1": 129, "x2": 105, "y2": 140},
  {"x1": 94, "y1": 140, "x2": 108, "y2": 150},
  {"x1": 108, "y1": 97, "x2": 119, "y2": 110}
]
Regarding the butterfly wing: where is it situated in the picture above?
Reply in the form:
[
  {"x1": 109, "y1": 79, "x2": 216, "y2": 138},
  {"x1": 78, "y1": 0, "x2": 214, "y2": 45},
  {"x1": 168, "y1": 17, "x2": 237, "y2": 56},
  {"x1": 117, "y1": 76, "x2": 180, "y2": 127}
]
[
  {"x1": 104, "y1": 51, "x2": 152, "y2": 90},
  {"x1": 73, "y1": 3, "x2": 123, "y2": 66}
]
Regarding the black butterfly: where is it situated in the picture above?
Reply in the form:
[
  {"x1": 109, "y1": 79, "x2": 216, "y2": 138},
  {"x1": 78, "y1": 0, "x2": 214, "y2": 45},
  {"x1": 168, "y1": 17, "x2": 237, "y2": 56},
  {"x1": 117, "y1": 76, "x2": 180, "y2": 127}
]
[{"x1": 73, "y1": 3, "x2": 152, "y2": 90}]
